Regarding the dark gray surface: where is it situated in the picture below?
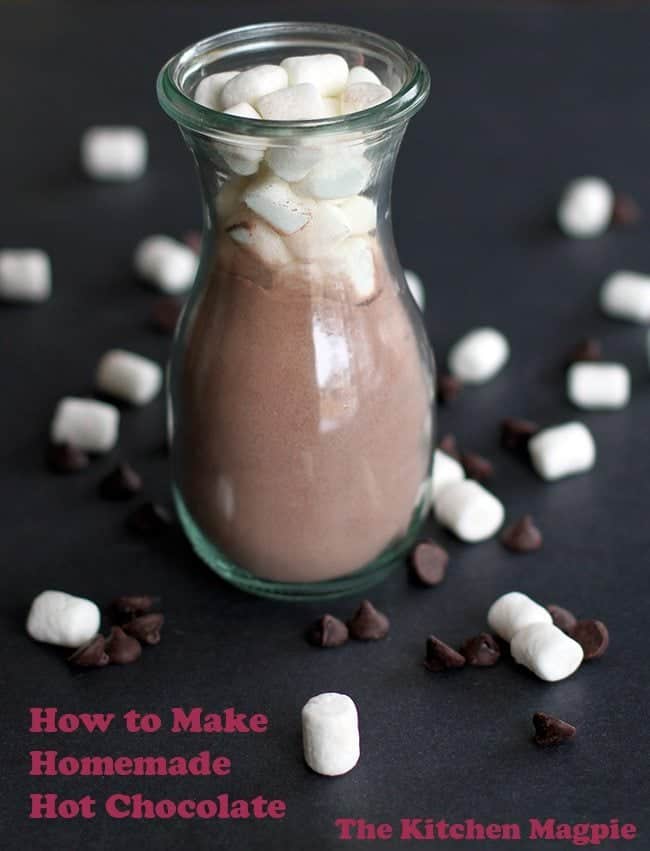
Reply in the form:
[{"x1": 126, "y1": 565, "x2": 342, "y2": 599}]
[{"x1": 1, "y1": 2, "x2": 649, "y2": 849}]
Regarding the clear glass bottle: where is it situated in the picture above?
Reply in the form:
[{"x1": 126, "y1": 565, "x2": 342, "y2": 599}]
[{"x1": 158, "y1": 22, "x2": 434, "y2": 599}]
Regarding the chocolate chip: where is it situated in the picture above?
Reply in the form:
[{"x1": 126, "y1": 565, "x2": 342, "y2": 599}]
[
  {"x1": 436, "y1": 373, "x2": 462, "y2": 405},
  {"x1": 111, "y1": 594, "x2": 159, "y2": 617},
  {"x1": 99, "y1": 462, "x2": 142, "y2": 500},
  {"x1": 500, "y1": 418, "x2": 540, "y2": 453},
  {"x1": 439, "y1": 433, "x2": 461, "y2": 460},
  {"x1": 151, "y1": 296, "x2": 183, "y2": 334},
  {"x1": 424, "y1": 635, "x2": 466, "y2": 672},
  {"x1": 461, "y1": 451, "x2": 494, "y2": 482},
  {"x1": 305, "y1": 614, "x2": 349, "y2": 648},
  {"x1": 105, "y1": 626, "x2": 142, "y2": 664},
  {"x1": 122, "y1": 613, "x2": 164, "y2": 646},
  {"x1": 546, "y1": 603, "x2": 577, "y2": 634},
  {"x1": 409, "y1": 540, "x2": 448, "y2": 586},
  {"x1": 573, "y1": 619, "x2": 609, "y2": 660},
  {"x1": 68, "y1": 635, "x2": 109, "y2": 667},
  {"x1": 567, "y1": 338, "x2": 602, "y2": 365},
  {"x1": 47, "y1": 442, "x2": 90, "y2": 474},
  {"x1": 127, "y1": 501, "x2": 172, "y2": 535},
  {"x1": 460, "y1": 633, "x2": 501, "y2": 667},
  {"x1": 347, "y1": 600, "x2": 390, "y2": 640},
  {"x1": 500, "y1": 515, "x2": 543, "y2": 552},
  {"x1": 611, "y1": 193, "x2": 641, "y2": 227},
  {"x1": 532, "y1": 712, "x2": 576, "y2": 747}
]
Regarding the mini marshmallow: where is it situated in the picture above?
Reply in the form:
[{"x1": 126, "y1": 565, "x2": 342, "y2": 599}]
[
  {"x1": 80, "y1": 126, "x2": 148, "y2": 181},
  {"x1": 285, "y1": 202, "x2": 350, "y2": 260},
  {"x1": 26, "y1": 590, "x2": 101, "y2": 648},
  {"x1": 281, "y1": 54, "x2": 349, "y2": 97},
  {"x1": 257, "y1": 83, "x2": 326, "y2": 121},
  {"x1": 448, "y1": 327, "x2": 509, "y2": 384},
  {"x1": 347, "y1": 65, "x2": 382, "y2": 86},
  {"x1": 405, "y1": 269, "x2": 425, "y2": 310},
  {"x1": 134, "y1": 235, "x2": 198, "y2": 293},
  {"x1": 0, "y1": 249, "x2": 51, "y2": 302},
  {"x1": 96, "y1": 349, "x2": 163, "y2": 406},
  {"x1": 50, "y1": 397, "x2": 119, "y2": 453},
  {"x1": 600, "y1": 270, "x2": 650, "y2": 323},
  {"x1": 294, "y1": 151, "x2": 371, "y2": 200},
  {"x1": 194, "y1": 71, "x2": 239, "y2": 109},
  {"x1": 330, "y1": 237, "x2": 376, "y2": 302},
  {"x1": 557, "y1": 177, "x2": 613, "y2": 238},
  {"x1": 430, "y1": 449, "x2": 465, "y2": 501},
  {"x1": 243, "y1": 175, "x2": 312, "y2": 235},
  {"x1": 321, "y1": 97, "x2": 341, "y2": 117},
  {"x1": 487, "y1": 591, "x2": 552, "y2": 642},
  {"x1": 340, "y1": 82, "x2": 392, "y2": 114},
  {"x1": 265, "y1": 145, "x2": 322, "y2": 182},
  {"x1": 528, "y1": 421, "x2": 596, "y2": 481},
  {"x1": 220, "y1": 65, "x2": 288, "y2": 111},
  {"x1": 567, "y1": 362, "x2": 630, "y2": 410},
  {"x1": 510, "y1": 622, "x2": 584, "y2": 682},
  {"x1": 434, "y1": 479, "x2": 504, "y2": 542},
  {"x1": 336, "y1": 196, "x2": 376, "y2": 235},
  {"x1": 227, "y1": 216, "x2": 292, "y2": 267},
  {"x1": 302, "y1": 692, "x2": 360, "y2": 776},
  {"x1": 219, "y1": 102, "x2": 265, "y2": 176}
]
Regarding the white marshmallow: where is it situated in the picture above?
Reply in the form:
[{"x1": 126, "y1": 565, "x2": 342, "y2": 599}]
[
  {"x1": 50, "y1": 397, "x2": 119, "y2": 453},
  {"x1": 302, "y1": 692, "x2": 359, "y2": 777},
  {"x1": 134, "y1": 235, "x2": 198, "y2": 293},
  {"x1": 96, "y1": 349, "x2": 162, "y2": 406},
  {"x1": 347, "y1": 65, "x2": 382, "y2": 86},
  {"x1": 265, "y1": 145, "x2": 321, "y2": 182},
  {"x1": 243, "y1": 175, "x2": 312, "y2": 235},
  {"x1": 405, "y1": 269, "x2": 425, "y2": 310},
  {"x1": 448, "y1": 327, "x2": 509, "y2": 384},
  {"x1": 80, "y1": 126, "x2": 148, "y2": 181},
  {"x1": 0, "y1": 249, "x2": 51, "y2": 302},
  {"x1": 321, "y1": 97, "x2": 341, "y2": 117},
  {"x1": 340, "y1": 82, "x2": 392, "y2": 115},
  {"x1": 434, "y1": 479, "x2": 504, "y2": 542},
  {"x1": 335, "y1": 196, "x2": 376, "y2": 235},
  {"x1": 528, "y1": 421, "x2": 596, "y2": 481},
  {"x1": 557, "y1": 177, "x2": 613, "y2": 238},
  {"x1": 487, "y1": 591, "x2": 552, "y2": 642},
  {"x1": 219, "y1": 102, "x2": 265, "y2": 176},
  {"x1": 600, "y1": 270, "x2": 650, "y2": 323},
  {"x1": 257, "y1": 83, "x2": 326, "y2": 121},
  {"x1": 510, "y1": 622, "x2": 584, "y2": 682},
  {"x1": 194, "y1": 71, "x2": 239, "y2": 109},
  {"x1": 330, "y1": 237, "x2": 376, "y2": 302},
  {"x1": 567, "y1": 362, "x2": 630, "y2": 410},
  {"x1": 285, "y1": 202, "x2": 351, "y2": 260},
  {"x1": 281, "y1": 54, "x2": 349, "y2": 97},
  {"x1": 26, "y1": 590, "x2": 101, "y2": 648},
  {"x1": 294, "y1": 151, "x2": 371, "y2": 200},
  {"x1": 227, "y1": 216, "x2": 292, "y2": 267},
  {"x1": 220, "y1": 65, "x2": 288, "y2": 110},
  {"x1": 430, "y1": 449, "x2": 465, "y2": 501}
]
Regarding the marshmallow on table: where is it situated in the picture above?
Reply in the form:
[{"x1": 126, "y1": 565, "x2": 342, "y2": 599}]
[
  {"x1": 600, "y1": 270, "x2": 650, "y2": 323},
  {"x1": 335, "y1": 196, "x2": 376, "y2": 235},
  {"x1": 347, "y1": 65, "x2": 382, "y2": 86},
  {"x1": 302, "y1": 692, "x2": 360, "y2": 776},
  {"x1": 294, "y1": 151, "x2": 371, "y2": 200},
  {"x1": 434, "y1": 479, "x2": 504, "y2": 542},
  {"x1": 430, "y1": 449, "x2": 465, "y2": 501},
  {"x1": 405, "y1": 269, "x2": 425, "y2": 310},
  {"x1": 511, "y1": 622, "x2": 584, "y2": 682},
  {"x1": 340, "y1": 82, "x2": 392, "y2": 114},
  {"x1": 134, "y1": 235, "x2": 198, "y2": 294},
  {"x1": 284, "y1": 201, "x2": 350, "y2": 260},
  {"x1": 557, "y1": 177, "x2": 613, "y2": 238},
  {"x1": 50, "y1": 397, "x2": 119, "y2": 453},
  {"x1": 448, "y1": 327, "x2": 509, "y2": 384},
  {"x1": 0, "y1": 249, "x2": 51, "y2": 303},
  {"x1": 243, "y1": 175, "x2": 312, "y2": 235},
  {"x1": 26, "y1": 590, "x2": 101, "y2": 648},
  {"x1": 567, "y1": 362, "x2": 630, "y2": 410},
  {"x1": 80, "y1": 126, "x2": 148, "y2": 181},
  {"x1": 487, "y1": 591, "x2": 552, "y2": 642},
  {"x1": 281, "y1": 54, "x2": 349, "y2": 96},
  {"x1": 96, "y1": 349, "x2": 162, "y2": 406},
  {"x1": 220, "y1": 65, "x2": 288, "y2": 110},
  {"x1": 257, "y1": 84, "x2": 326, "y2": 121},
  {"x1": 194, "y1": 71, "x2": 239, "y2": 109},
  {"x1": 528, "y1": 421, "x2": 595, "y2": 481},
  {"x1": 227, "y1": 215, "x2": 292, "y2": 267}
]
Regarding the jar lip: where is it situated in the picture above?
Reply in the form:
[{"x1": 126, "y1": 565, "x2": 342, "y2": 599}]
[{"x1": 157, "y1": 21, "x2": 430, "y2": 138}]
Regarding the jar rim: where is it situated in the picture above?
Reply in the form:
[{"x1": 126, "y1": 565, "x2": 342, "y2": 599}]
[{"x1": 157, "y1": 21, "x2": 430, "y2": 138}]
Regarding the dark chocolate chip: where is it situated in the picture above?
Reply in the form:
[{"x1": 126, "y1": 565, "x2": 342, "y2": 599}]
[
  {"x1": 532, "y1": 712, "x2": 576, "y2": 747},
  {"x1": 424, "y1": 635, "x2": 466, "y2": 672},
  {"x1": 438, "y1": 433, "x2": 461, "y2": 460},
  {"x1": 460, "y1": 633, "x2": 501, "y2": 667},
  {"x1": 436, "y1": 373, "x2": 462, "y2": 405},
  {"x1": 126, "y1": 502, "x2": 172, "y2": 535},
  {"x1": 567, "y1": 338, "x2": 602, "y2": 365},
  {"x1": 99, "y1": 462, "x2": 142, "y2": 500},
  {"x1": 47, "y1": 442, "x2": 90, "y2": 474},
  {"x1": 500, "y1": 515, "x2": 543, "y2": 552},
  {"x1": 347, "y1": 600, "x2": 390, "y2": 640},
  {"x1": 546, "y1": 604, "x2": 577, "y2": 635},
  {"x1": 105, "y1": 626, "x2": 142, "y2": 664},
  {"x1": 68, "y1": 635, "x2": 109, "y2": 668},
  {"x1": 122, "y1": 613, "x2": 164, "y2": 646},
  {"x1": 461, "y1": 451, "x2": 494, "y2": 482},
  {"x1": 305, "y1": 614, "x2": 349, "y2": 648},
  {"x1": 151, "y1": 296, "x2": 183, "y2": 334},
  {"x1": 500, "y1": 418, "x2": 540, "y2": 453},
  {"x1": 111, "y1": 594, "x2": 159, "y2": 617},
  {"x1": 409, "y1": 540, "x2": 448, "y2": 586},
  {"x1": 573, "y1": 619, "x2": 609, "y2": 660},
  {"x1": 611, "y1": 193, "x2": 641, "y2": 227}
]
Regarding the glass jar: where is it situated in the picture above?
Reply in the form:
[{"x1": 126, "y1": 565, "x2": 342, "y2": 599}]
[{"x1": 158, "y1": 22, "x2": 435, "y2": 600}]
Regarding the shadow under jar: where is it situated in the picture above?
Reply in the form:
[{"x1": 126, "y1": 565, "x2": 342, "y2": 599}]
[{"x1": 158, "y1": 22, "x2": 435, "y2": 600}]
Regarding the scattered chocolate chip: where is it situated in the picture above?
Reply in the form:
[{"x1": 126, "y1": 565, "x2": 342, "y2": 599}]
[
  {"x1": 460, "y1": 633, "x2": 501, "y2": 667},
  {"x1": 572, "y1": 619, "x2": 609, "y2": 660},
  {"x1": 611, "y1": 193, "x2": 641, "y2": 227},
  {"x1": 567, "y1": 338, "x2": 602, "y2": 365},
  {"x1": 111, "y1": 594, "x2": 158, "y2": 617},
  {"x1": 347, "y1": 600, "x2": 390, "y2": 640},
  {"x1": 151, "y1": 296, "x2": 183, "y2": 334},
  {"x1": 532, "y1": 712, "x2": 576, "y2": 747},
  {"x1": 47, "y1": 442, "x2": 90, "y2": 474},
  {"x1": 68, "y1": 635, "x2": 109, "y2": 667},
  {"x1": 424, "y1": 635, "x2": 466, "y2": 672},
  {"x1": 105, "y1": 626, "x2": 142, "y2": 664},
  {"x1": 99, "y1": 462, "x2": 142, "y2": 500},
  {"x1": 305, "y1": 614, "x2": 349, "y2": 648},
  {"x1": 500, "y1": 515, "x2": 543, "y2": 552},
  {"x1": 461, "y1": 451, "x2": 494, "y2": 481},
  {"x1": 409, "y1": 540, "x2": 448, "y2": 586},
  {"x1": 126, "y1": 501, "x2": 172, "y2": 535},
  {"x1": 183, "y1": 230, "x2": 202, "y2": 253},
  {"x1": 439, "y1": 433, "x2": 461, "y2": 460},
  {"x1": 436, "y1": 373, "x2": 462, "y2": 404},
  {"x1": 546, "y1": 603, "x2": 577, "y2": 634},
  {"x1": 500, "y1": 418, "x2": 540, "y2": 453},
  {"x1": 123, "y1": 613, "x2": 165, "y2": 646}
]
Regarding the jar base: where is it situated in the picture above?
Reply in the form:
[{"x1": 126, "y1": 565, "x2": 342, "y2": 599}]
[{"x1": 173, "y1": 487, "x2": 428, "y2": 601}]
